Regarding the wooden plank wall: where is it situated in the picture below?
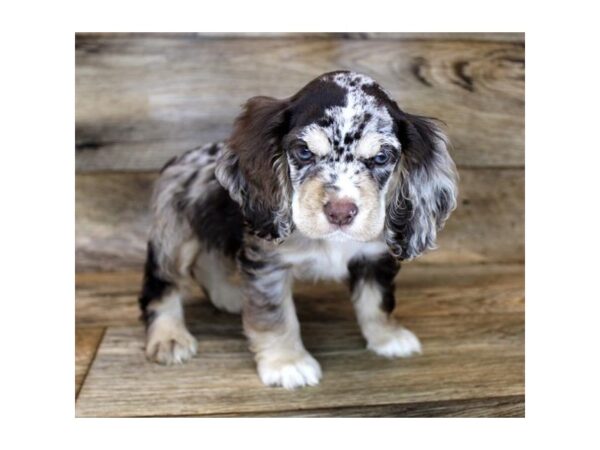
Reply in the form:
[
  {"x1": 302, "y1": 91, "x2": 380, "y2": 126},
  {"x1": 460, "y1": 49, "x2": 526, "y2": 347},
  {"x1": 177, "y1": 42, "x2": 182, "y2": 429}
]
[{"x1": 75, "y1": 33, "x2": 524, "y2": 272}]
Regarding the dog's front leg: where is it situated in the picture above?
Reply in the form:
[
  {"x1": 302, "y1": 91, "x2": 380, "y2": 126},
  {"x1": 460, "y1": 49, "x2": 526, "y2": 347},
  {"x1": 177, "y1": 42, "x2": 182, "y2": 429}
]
[
  {"x1": 238, "y1": 240, "x2": 321, "y2": 389},
  {"x1": 348, "y1": 254, "x2": 422, "y2": 358}
]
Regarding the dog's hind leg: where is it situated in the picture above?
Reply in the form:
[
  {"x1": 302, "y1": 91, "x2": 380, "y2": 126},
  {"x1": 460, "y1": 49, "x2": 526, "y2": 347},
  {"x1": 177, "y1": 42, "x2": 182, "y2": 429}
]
[
  {"x1": 139, "y1": 240, "x2": 198, "y2": 365},
  {"x1": 193, "y1": 251, "x2": 243, "y2": 314}
]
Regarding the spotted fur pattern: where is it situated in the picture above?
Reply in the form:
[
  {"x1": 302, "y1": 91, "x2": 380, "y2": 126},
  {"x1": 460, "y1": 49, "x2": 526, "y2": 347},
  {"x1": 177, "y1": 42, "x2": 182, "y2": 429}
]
[{"x1": 138, "y1": 71, "x2": 458, "y2": 388}]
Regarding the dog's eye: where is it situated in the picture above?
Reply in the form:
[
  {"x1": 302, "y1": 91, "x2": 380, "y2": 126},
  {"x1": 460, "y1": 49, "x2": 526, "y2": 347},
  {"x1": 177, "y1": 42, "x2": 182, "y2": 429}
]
[
  {"x1": 294, "y1": 145, "x2": 314, "y2": 162},
  {"x1": 373, "y1": 151, "x2": 390, "y2": 165}
]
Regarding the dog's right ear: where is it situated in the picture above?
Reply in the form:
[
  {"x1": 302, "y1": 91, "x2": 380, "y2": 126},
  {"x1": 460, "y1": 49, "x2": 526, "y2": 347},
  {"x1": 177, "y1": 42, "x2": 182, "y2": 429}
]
[{"x1": 215, "y1": 96, "x2": 293, "y2": 241}]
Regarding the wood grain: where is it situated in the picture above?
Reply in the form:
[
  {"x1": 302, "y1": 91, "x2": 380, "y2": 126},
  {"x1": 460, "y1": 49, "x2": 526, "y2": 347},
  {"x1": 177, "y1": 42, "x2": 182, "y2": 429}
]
[
  {"x1": 75, "y1": 173, "x2": 153, "y2": 272},
  {"x1": 75, "y1": 263, "x2": 523, "y2": 417},
  {"x1": 85, "y1": 32, "x2": 523, "y2": 42},
  {"x1": 76, "y1": 264, "x2": 524, "y2": 327},
  {"x1": 75, "y1": 327, "x2": 105, "y2": 397},
  {"x1": 76, "y1": 33, "x2": 524, "y2": 171},
  {"x1": 210, "y1": 395, "x2": 525, "y2": 417},
  {"x1": 75, "y1": 168, "x2": 523, "y2": 272},
  {"x1": 75, "y1": 313, "x2": 523, "y2": 417}
]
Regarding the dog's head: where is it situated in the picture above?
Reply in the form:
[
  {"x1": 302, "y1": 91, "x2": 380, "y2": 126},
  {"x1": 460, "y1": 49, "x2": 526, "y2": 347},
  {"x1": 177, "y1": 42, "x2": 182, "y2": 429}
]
[{"x1": 216, "y1": 71, "x2": 458, "y2": 260}]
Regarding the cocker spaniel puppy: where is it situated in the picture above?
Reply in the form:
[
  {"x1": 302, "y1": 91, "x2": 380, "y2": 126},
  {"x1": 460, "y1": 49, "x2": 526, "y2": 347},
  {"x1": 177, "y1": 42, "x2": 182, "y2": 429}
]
[{"x1": 139, "y1": 71, "x2": 458, "y2": 389}]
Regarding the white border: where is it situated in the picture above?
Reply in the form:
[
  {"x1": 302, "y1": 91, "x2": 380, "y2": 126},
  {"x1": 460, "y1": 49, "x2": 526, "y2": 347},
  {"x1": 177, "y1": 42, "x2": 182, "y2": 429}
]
[{"x1": 3, "y1": 0, "x2": 600, "y2": 448}]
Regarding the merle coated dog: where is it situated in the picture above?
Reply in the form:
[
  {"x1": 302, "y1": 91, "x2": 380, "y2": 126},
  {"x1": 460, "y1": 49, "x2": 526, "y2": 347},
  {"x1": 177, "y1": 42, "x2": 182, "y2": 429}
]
[{"x1": 139, "y1": 71, "x2": 458, "y2": 389}]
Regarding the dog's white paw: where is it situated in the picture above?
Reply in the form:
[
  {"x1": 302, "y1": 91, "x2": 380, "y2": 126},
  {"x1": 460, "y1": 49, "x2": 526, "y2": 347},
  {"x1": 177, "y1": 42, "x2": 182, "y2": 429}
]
[
  {"x1": 257, "y1": 350, "x2": 322, "y2": 389},
  {"x1": 367, "y1": 325, "x2": 422, "y2": 358},
  {"x1": 145, "y1": 318, "x2": 198, "y2": 365}
]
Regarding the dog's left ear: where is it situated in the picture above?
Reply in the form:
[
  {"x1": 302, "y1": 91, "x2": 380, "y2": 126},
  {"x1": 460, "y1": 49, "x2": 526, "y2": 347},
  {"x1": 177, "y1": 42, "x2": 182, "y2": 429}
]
[
  {"x1": 385, "y1": 112, "x2": 459, "y2": 260},
  {"x1": 215, "y1": 95, "x2": 292, "y2": 241}
]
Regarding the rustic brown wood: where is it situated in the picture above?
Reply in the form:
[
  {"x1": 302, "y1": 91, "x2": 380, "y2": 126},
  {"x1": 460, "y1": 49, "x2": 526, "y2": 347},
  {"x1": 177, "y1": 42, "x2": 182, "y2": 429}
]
[
  {"x1": 84, "y1": 32, "x2": 524, "y2": 42},
  {"x1": 75, "y1": 327, "x2": 105, "y2": 398},
  {"x1": 75, "y1": 313, "x2": 523, "y2": 417},
  {"x1": 75, "y1": 262, "x2": 524, "y2": 417},
  {"x1": 75, "y1": 168, "x2": 523, "y2": 272},
  {"x1": 75, "y1": 173, "x2": 153, "y2": 273},
  {"x1": 210, "y1": 395, "x2": 525, "y2": 417},
  {"x1": 425, "y1": 168, "x2": 524, "y2": 264},
  {"x1": 76, "y1": 264, "x2": 524, "y2": 327},
  {"x1": 76, "y1": 33, "x2": 524, "y2": 171}
]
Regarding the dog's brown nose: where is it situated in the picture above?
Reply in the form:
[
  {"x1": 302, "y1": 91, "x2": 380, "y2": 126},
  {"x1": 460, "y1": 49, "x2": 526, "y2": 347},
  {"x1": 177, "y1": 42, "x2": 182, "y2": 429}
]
[{"x1": 324, "y1": 200, "x2": 358, "y2": 226}]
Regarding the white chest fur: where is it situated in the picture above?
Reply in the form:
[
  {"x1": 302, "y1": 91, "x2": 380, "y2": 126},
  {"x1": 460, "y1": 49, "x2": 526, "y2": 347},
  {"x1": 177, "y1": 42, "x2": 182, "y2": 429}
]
[{"x1": 278, "y1": 231, "x2": 388, "y2": 281}]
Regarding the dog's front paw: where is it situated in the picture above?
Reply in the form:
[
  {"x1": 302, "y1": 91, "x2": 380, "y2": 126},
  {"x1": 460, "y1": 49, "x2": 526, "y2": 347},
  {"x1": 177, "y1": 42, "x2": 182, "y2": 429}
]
[
  {"x1": 257, "y1": 350, "x2": 322, "y2": 389},
  {"x1": 145, "y1": 318, "x2": 198, "y2": 365},
  {"x1": 366, "y1": 325, "x2": 422, "y2": 358}
]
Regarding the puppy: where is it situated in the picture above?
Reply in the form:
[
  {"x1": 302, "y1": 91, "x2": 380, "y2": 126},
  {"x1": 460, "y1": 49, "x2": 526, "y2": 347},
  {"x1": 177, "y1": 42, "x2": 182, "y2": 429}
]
[{"x1": 139, "y1": 71, "x2": 458, "y2": 389}]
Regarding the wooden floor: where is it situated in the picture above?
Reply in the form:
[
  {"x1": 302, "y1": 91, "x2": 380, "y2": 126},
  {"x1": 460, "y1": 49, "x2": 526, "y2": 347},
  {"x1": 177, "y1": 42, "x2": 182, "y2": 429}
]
[{"x1": 75, "y1": 263, "x2": 524, "y2": 417}]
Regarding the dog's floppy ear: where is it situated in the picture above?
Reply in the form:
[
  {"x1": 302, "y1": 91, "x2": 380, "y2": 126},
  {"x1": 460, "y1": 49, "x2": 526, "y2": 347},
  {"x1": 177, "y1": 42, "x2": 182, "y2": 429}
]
[
  {"x1": 215, "y1": 96, "x2": 292, "y2": 241},
  {"x1": 385, "y1": 113, "x2": 458, "y2": 260}
]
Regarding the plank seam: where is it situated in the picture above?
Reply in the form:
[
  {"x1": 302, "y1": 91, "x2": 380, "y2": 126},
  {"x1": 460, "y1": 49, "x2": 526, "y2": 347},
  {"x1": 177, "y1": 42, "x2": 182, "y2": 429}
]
[{"x1": 76, "y1": 327, "x2": 107, "y2": 400}]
